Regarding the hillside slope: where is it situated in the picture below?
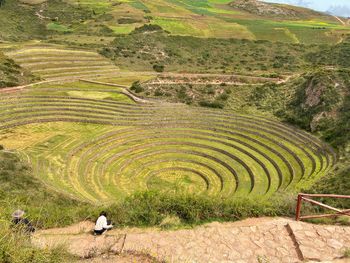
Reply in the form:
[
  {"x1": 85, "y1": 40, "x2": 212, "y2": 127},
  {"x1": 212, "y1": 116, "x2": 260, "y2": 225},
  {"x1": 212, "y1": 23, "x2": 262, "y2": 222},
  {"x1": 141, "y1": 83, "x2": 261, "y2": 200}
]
[
  {"x1": 0, "y1": 0, "x2": 348, "y2": 44},
  {"x1": 0, "y1": 51, "x2": 32, "y2": 87},
  {"x1": 248, "y1": 69, "x2": 350, "y2": 205},
  {"x1": 250, "y1": 69, "x2": 350, "y2": 149}
]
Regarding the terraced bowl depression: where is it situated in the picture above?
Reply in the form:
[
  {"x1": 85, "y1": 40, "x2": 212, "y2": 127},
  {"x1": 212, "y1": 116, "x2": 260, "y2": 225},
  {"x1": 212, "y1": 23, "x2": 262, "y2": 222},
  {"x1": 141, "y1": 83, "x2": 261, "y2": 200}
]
[
  {"x1": 0, "y1": 83, "x2": 336, "y2": 203},
  {"x1": 5, "y1": 45, "x2": 119, "y2": 81}
]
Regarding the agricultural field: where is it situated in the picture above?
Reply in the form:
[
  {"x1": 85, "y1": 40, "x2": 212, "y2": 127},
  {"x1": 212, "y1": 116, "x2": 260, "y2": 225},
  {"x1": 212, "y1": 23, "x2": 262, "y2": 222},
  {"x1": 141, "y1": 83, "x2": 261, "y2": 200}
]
[
  {"x1": 1, "y1": 0, "x2": 349, "y2": 44},
  {"x1": 69, "y1": 0, "x2": 350, "y2": 43},
  {"x1": 4, "y1": 44, "x2": 120, "y2": 81},
  {"x1": 0, "y1": 79, "x2": 336, "y2": 204}
]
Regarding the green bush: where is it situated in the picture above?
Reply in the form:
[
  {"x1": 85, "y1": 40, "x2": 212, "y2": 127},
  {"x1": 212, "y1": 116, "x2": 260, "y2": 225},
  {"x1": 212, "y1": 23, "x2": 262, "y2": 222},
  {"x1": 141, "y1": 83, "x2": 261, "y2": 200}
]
[
  {"x1": 132, "y1": 24, "x2": 163, "y2": 34},
  {"x1": 217, "y1": 92, "x2": 229, "y2": 101},
  {"x1": 117, "y1": 18, "x2": 142, "y2": 24},
  {"x1": 153, "y1": 64, "x2": 165, "y2": 72},
  {"x1": 199, "y1": 100, "x2": 224, "y2": 109},
  {"x1": 154, "y1": 88, "x2": 163, "y2": 96},
  {"x1": 130, "y1": 81, "x2": 144, "y2": 93}
]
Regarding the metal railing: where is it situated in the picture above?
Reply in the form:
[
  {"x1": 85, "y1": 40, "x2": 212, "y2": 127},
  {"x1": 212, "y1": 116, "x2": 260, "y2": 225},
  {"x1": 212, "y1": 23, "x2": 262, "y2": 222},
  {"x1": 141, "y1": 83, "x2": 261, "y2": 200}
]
[{"x1": 295, "y1": 193, "x2": 350, "y2": 221}]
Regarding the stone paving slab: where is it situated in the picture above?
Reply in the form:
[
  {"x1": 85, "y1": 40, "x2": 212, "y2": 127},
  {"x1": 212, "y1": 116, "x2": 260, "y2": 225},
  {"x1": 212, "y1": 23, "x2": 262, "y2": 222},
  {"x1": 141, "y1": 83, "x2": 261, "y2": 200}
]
[
  {"x1": 288, "y1": 221, "x2": 350, "y2": 262},
  {"x1": 123, "y1": 219, "x2": 300, "y2": 263}
]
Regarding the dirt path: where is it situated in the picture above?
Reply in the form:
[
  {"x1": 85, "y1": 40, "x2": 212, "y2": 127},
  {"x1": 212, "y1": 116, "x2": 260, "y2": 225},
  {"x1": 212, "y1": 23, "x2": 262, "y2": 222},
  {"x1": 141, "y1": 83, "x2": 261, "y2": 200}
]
[
  {"x1": 333, "y1": 16, "x2": 346, "y2": 26},
  {"x1": 32, "y1": 217, "x2": 350, "y2": 262},
  {"x1": 0, "y1": 70, "x2": 289, "y2": 96},
  {"x1": 0, "y1": 80, "x2": 56, "y2": 93}
]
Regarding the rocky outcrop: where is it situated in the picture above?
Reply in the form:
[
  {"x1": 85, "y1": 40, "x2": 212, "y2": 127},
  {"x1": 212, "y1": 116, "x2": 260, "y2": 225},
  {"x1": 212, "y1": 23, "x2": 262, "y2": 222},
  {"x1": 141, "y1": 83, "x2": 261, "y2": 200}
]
[{"x1": 230, "y1": 0, "x2": 298, "y2": 17}]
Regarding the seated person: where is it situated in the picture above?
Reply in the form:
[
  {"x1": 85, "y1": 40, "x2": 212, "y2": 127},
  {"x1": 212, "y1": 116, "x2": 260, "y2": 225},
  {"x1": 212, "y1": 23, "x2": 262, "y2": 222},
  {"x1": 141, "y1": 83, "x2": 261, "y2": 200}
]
[
  {"x1": 94, "y1": 211, "x2": 113, "y2": 235},
  {"x1": 12, "y1": 209, "x2": 35, "y2": 233}
]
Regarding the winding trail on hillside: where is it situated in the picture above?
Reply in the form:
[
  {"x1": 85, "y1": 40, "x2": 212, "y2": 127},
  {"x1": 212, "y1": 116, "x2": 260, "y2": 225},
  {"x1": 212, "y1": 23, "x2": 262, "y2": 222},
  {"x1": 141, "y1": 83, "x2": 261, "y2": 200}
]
[
  {"x1": 32, "y1": 217, "x2": 350, "y2": 262},
  {"x1": 333, "y1": 16, "x2": 346, "y2": 26}
]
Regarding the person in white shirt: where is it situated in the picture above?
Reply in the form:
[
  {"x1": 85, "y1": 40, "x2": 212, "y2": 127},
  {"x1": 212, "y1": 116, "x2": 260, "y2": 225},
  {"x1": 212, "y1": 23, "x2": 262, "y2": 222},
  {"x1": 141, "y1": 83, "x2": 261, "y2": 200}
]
[{"x1": 94, "y1": 211, "x2": 113, "y2": 235}]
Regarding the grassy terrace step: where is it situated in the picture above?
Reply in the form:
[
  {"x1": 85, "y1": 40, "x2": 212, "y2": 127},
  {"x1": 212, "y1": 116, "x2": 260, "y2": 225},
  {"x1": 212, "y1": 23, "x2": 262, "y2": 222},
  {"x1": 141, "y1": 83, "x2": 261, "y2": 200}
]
[
  {"x1": 0, "y1": 102, "x2": 324, "y2": 176},
  {"x1": 31, "y1": 65, "x2": 116, "y2": 73},
  {"x1": 73, "y1": 134, "x2": 270, "y2": 197},
  {"x1": 0, "y1": 100, "x2": 328, "y2": 171},
  {"x1": 72, "y1": 131, "x2": 271, "y2": 192},
  {"x1": 58, "y1": 126, "x2": 326, "y2": 202},
  {"x1": 4, "y1": 45, "x2": 119, "y2": 81},
  {"x1": 0, "y1": 105, "x2": 327, "y2": 175},
  {"x1": 5, "y1": 48, "x2": 103, "y2": 58},
  {"x1": 75, "y1": 142, "x2": 243, "y2": 200},
  {"x1": 39, "y1": 69, "x2": 119, "y2": 79},
  {"x1": 0, "y1": 86, "x2": 334, "y2": 203},
  {"x1": 15, "y1": 55, "x2": 110, "y2": 61},
  {"x1": 20, "y1": 58, "x2": 111, "y2": 63}
]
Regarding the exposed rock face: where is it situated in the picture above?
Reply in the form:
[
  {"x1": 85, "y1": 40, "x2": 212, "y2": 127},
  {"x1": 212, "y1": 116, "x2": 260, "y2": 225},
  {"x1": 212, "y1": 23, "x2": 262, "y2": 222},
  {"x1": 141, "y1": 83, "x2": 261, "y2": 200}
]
[{"x1": 229, "y1": 0, "x2": 299, "y2": 17}]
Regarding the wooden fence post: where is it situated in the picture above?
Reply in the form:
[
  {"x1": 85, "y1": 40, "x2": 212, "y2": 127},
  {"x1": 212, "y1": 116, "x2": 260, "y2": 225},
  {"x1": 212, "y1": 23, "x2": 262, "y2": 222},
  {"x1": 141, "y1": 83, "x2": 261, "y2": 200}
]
[{"x1": 295, "y1": 194, "x2": 303, "y2": 221}]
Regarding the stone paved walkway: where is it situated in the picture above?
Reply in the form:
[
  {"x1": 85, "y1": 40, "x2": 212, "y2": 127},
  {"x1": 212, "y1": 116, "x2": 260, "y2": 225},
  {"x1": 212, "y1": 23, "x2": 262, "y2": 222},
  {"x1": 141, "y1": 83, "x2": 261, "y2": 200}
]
[{"x1": 32, "y1": 217, "x2": 350, "y2": 262}]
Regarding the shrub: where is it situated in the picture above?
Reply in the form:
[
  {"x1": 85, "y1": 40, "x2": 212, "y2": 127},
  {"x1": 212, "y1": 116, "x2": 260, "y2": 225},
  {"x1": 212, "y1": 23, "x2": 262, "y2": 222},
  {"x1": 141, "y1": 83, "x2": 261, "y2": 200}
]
[
  {"x1": 130, "y1": 81, "x2": 144, "y2": 93},
  {"x1": 117, "y1": 18, "x2": 142, "y2": 24},
  {"x1": 199, "y1": 100, "x2": 224, "y2": 109},
  {"x1": 154, "y1": 88, "x2": 163, "y2": 96},
  {"x1": 153, "y1": 64, "x2": 165, "y2": 72},
  {"x1": 203, "y1": 85, "x2": 215, "y2": 95},
  {"x1": 132, "y1": 24, "x2": 163, "y2": 34},
  {"x1": 344, "y1": 248, "x2": 350, "y2": 258},
  {"x1": 217, "y1": 92, "x2": 229, "y2": 101}
]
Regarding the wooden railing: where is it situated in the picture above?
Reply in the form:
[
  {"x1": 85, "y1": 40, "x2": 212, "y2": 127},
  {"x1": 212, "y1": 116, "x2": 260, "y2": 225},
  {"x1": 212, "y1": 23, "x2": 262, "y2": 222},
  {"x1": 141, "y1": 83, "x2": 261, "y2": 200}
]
[{"x1": 296, "y1": 193, "x2": 350, "y2": 221}]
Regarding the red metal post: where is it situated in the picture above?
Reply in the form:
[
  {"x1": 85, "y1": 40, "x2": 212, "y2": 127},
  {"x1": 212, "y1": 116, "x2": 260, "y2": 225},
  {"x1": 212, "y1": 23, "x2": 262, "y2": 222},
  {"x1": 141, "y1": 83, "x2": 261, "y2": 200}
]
[{"x1": 295, "y1": 194, "x2": 303, "y2": 221}]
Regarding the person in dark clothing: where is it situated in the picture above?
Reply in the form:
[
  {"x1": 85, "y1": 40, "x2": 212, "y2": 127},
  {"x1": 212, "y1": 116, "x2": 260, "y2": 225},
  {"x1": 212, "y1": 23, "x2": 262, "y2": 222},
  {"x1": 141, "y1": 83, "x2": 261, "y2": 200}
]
[
  {"x1": 94, "y1": 211, "x2": 113, "y2": 235},
  {"x1": 12, "y1": 210, "x2": 35, "y2": 233}
]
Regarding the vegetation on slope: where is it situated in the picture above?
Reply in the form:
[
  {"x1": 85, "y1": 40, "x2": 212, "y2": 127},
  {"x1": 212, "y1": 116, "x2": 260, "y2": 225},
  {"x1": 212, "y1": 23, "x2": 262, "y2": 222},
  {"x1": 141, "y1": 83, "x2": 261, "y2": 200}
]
[
  {"x1": 101, "y1": 31, "x2": 314, "y2": 73},
  {"x1": 250, "y1": 69, "x2": 349, "y2": 149},
  {"x1": 0, "y1": 149, "x2": 82, "y2": 262},
  {"x1": 0, "y1": 0, "x2": 92, "y2": 41},
  {"x1": 0, "y1": 148, "x2": 91, "y2": 228},
  {"x1": 249, "y1": 69, "x2": 349, "y2": 206},
  {"x1": 0, "y1": 51, "x2": 32, "y2": 88},
  {"x1": 305, "y1": 41, "x2": 350, "y2": 68},
  {"x1": 0, "y1": 0, "x2": 46, "y2": 41}
]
